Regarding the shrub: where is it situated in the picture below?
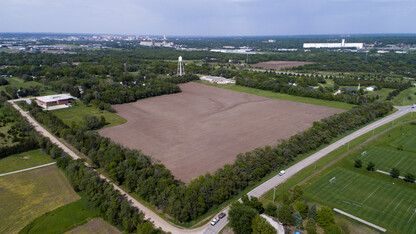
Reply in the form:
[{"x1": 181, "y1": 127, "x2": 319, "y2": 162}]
[
  {"x1": 366, "y1": 162, "x2": 375, "y2": 171},
  {"x1": 354, "y1": 159, "x2": 362, "y2": 168},
  {"x1": 391, "y1": 167, "x2": 400, "y2": 178}
]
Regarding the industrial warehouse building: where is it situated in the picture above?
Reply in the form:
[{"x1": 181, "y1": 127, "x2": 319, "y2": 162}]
[
  {"x1": 200, "y1": 75, "x2": 236, "y2": 84},
  {"x1": 303, "y1": 39, "x2": 364, "y2": 49},
  {"x1": 36, "y1": 94, "x2": 74, "y2": 108}
]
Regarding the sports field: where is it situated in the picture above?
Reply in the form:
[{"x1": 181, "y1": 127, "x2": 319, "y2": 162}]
[
  {"x1": 303, "y1": 167, "x2": 416, "y2": 234},
  {"x1": 0, "y1": 165, "x2": 79, "y2": 234},
  {"x1": 349, "y1": 123, "x2": 416, "y2": 174},
  {"x1": 300, "y1": 122, "x2": 416, "y2": 233},
  {"x1": 99, "y1": 82, "x2": 343, "y2": 183}
]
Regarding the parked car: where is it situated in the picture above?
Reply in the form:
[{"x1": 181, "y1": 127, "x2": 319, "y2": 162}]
[
  {"x1": 218, "y1": 212, "x2": 226, "y2": 219},
  {"x1": 279, "y1": 170, "x2": 285, "y2": 176},
  {"x1": 211, "y1": 218, "x2": 218, "y2": 226}
]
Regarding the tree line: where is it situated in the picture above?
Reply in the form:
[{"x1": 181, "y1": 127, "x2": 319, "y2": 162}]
[{"x1": 26, "y1": 100, "x2": 392, "y2": 223}]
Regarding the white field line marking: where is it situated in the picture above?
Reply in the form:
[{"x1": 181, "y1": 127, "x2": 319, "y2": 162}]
[
  {"x1": 0, "y1": 162, "x2": 56, "y2": 177},
  {"x1": 383, "y1": 192, "x2": 402, "y2": 212},
  {"x1": 333, "y1": 208, "x2": 387, "y2": 232},
  {"x1": 394, "y1": 199, "x2": 404, "y2": 211},
  {"x1": 408, "y1": 211, "x2": 416, "y2": 223},
  {"x1": 361, "y1": 185, "x2": 382, "y2": 205},
  {"x1": 340, "y1": 181, "x2": 353, "y2": 191},
  {"x1": 393, "y1": 156, "x2": 405, "y2": 168}
]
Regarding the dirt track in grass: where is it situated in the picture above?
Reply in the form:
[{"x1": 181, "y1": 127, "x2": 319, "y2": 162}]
[{"x1": 99, "y1": 83, "x2": 342, "y2": 183}]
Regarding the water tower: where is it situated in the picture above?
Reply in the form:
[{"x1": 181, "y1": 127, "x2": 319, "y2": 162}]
[{"x1": 177, "y1": 56, "x2": 185, "y2": 76}]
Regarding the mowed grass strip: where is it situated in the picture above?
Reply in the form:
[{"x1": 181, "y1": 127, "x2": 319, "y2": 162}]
[
  {"x1": 195, "y1": 81, "x2": 354, "y2": 110},
  {"x1": 303, "y1": 167, "x2": 416, "y2": 234},
  {"x1": 66, "y1": 218, "x2": 121, "y2": 234},
  {"x1": 392, "y1": 87, "x2": 416, "y2": 106},
  {"x1": 0, "y1": 149, "x2": 53, "y2": 174},
  {"x1": 20, "y1": 198, "x2": 101, "y2": 234},
  {"x1": 52, "y1": 101, "x2": 127, "y2": 128},
  {"x1": 0, "y1": 165, "x2": 79, "y2": 234}
]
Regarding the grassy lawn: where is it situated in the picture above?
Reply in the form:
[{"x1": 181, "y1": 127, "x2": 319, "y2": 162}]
[
  {"x1": 0, "y1": 149, "x2": 53, "y2": 174},
  {"x1": 365, "y1": 88, "x2": 394, "y2": 101},
  {"x1": 66, "y1": 218, "x2": 121, "y2": 234},
  {"x1": 195, "y1": 81, "x2": 354, "y2": 110},
  {"x1": 261, "y1": 113, "x2": 416, "y2": 234},
  {"x1": 0, "y1": 165, "x2": 79, "y2": 234},
  {"x1": 392, "y1": 87, "x2": 416, "y2": 106},
  {"x1": 20, "y1": 198, "x2": 101, "y2": 234},
  {"x1": 0, "y1": 77, "x2": 56, "y2": 96},
  {"x1": 51, "y1": 101, "x2": 127, "y2": 128}
]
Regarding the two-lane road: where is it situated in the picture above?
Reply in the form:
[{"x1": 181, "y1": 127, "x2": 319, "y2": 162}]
[{"x1": 10, "y1": 97, "x2": 414, "y2": 234}]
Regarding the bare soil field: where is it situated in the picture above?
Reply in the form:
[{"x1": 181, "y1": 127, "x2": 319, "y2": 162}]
[
  {"x1": 252, "y1": 61, "x2": 314, "y2": 70},
  {"x1": 99, "y1": 83, "x2": 342, "y2": 183}
]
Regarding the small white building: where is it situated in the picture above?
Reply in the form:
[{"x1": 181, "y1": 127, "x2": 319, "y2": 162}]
[
  {"x1": 365, "y1": 86, "x2": 377, "y2": 92},
  {"x1": 36, "y1": 94, "x2": 74, "y2": 109}
]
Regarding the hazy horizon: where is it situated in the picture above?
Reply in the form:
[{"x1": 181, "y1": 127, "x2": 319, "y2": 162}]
[{"x1": 1, "y1": 0, "x2": 415, "y2": 36}]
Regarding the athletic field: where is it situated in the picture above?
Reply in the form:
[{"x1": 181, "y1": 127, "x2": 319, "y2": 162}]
[
  {"x1": 302, "y1": 122, "x2": 416, "y2": 233},
  {"x1": 303, "y1": 167, "x2": 416, "y2": 233},
  {"x1": 349, "y1": 123, "x2": 416, "y2": 174}
]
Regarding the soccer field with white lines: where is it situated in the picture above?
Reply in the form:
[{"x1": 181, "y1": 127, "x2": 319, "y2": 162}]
[{"x1": 304, "y1": 167, "x2": 416, "y2": 233}]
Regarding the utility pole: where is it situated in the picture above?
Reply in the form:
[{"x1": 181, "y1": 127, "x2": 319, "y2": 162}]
[{"x1": 273, "y1": 187, "x2": 277, "y2": 202}]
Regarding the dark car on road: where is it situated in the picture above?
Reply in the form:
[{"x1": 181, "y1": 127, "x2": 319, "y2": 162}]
[{"x1": 218, "y1": 212, "x2": 226, "y2": 219}]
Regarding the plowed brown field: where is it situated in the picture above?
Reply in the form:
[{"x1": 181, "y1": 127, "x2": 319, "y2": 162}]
[
  {"x1": 99, "y1": 83, "x2": 342, "y2": 183},
  {"x1": 252, "y1": 61, "x2": 314, "y2": 70}
]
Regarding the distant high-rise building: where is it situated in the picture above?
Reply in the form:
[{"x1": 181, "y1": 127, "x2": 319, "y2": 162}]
[{"x1": 163, "y1": 34, "x2": 167, "y2": 41}]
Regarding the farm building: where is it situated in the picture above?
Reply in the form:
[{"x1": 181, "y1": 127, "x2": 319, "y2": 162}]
[
  {"x1": 36, "y1": 94, "x2": 74, "y2": 108},
  {"x1": 200, "y1": 75, "x2": 236, "y2": 84}
]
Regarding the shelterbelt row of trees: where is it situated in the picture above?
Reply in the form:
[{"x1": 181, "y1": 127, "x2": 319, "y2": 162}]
[
  {"x1": 333, "y1": 77, "x2": 414, "y2": 101},
  {"x1": 27, "y1": 100, "x2": 392, "y2": 222},
  {"x1": 0, "y1": 98, "x2": 164, "y2": 234},
  {"x1": 235, "y1": 74, "x2": 376, "y2": 105}
]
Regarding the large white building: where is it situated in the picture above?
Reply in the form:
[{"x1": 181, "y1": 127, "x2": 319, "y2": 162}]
[{"x1": 303, "y1": 39, "x2": 364, "y2": 49}]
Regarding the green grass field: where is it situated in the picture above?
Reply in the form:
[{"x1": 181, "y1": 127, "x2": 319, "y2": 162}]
[
  {"x1": 0, "y1": 149, "x2": 53, "y2": 174},
  {"x1": 51, "y1": 101, "x2": 127, "y2": 128},
  {"x1": 365, "y1": 88, "x2": 395, "y2": 101},
  {"x1": 0, "y1": 77, "x2": 56, "y2": 96},
  {"x1": 348, "y1": 123, "x2": 416, "y2": 174},
  {"x1": 392, "y1": 87, "x2": 416, "y2": 106},
  {"x1": 303, "y1": 167, "x2": 416, "y2": 234},
  {"x1": 261, "y1": 113, "x2": 416, "y2": 233},
  {"x1": 195, "y1": 81, "x2": 354, "y2": 110},
  {"x1": 0, "y1": 165, "x2": 79, "y2": 234},
  {"x1": 20, "y1": 198, "x2": 101, "y2": 234}
]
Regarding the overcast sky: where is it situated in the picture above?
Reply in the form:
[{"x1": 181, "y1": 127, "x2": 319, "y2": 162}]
[{"x1": 1, "y1": 0, "x2": 415, "y2": 36}]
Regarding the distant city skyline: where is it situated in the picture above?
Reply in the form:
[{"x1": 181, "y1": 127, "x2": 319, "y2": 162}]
[{"x1": 1, "y1": 0, "x2": 415, "y2": 36}]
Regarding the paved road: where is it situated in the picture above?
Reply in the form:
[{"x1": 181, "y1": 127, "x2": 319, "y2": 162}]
[
  {"x1": 0, "y1": 162, "x2": 56, "y2": 177},
  {"x1": 248, "y1": 105, "x2": 414, "y2": 198},
  {"x1": 8, "y1": 99, "x2": 207, "y2": 234},
  {"x1": 9, "y1": 98, "x2": 415, "y2": 234}
]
